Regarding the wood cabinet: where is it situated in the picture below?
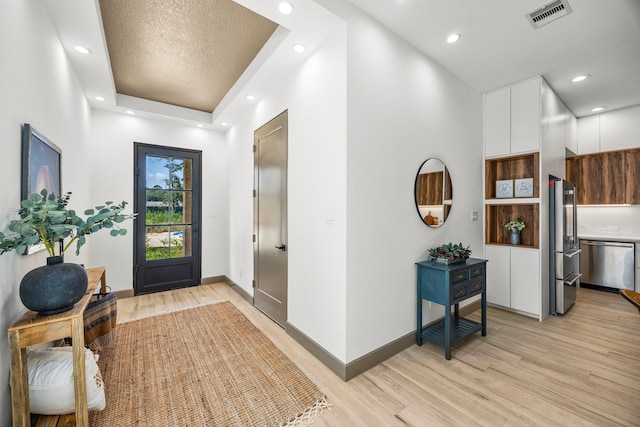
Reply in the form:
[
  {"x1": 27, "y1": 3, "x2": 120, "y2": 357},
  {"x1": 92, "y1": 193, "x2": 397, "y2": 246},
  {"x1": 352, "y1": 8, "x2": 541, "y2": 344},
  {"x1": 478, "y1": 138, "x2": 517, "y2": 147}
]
[
  {"x1": 566, "y1": 148, "x2": 640, "y2": 205},
  {"x1": 484, "y1": 78, "x2": 540, "y2": 158},
  {"x1": 8, "y1": 268, "x2": 107, "y2": 427},
  {"x1": 485, "y1": 204, "x2": 539, "y2": 248},
  {"x1": 416, "y1": 258, "x2": 487, "y2": 360},
  {"x1": 415, "y1": 171, "x2": 443, "y2": 205},
  {"x1": 485, "y1": 153, "x2": 539, "y2": 200}
]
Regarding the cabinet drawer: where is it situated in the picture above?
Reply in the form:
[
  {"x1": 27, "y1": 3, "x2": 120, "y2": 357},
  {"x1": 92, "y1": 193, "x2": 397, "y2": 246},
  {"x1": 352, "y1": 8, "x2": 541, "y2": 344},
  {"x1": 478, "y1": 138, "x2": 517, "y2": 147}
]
[
  {"x1": 451, "y1": 280, "x2": 484, "y2": 304},
  {"x1": 470, "y1": 265, "x2": 484, "y2": 279},
  {"x1": 452, "y1": 269, "x2": 469, "y2": 283},
  {"x1": 468, "y1": 280, "x2": 484, "y2": 298},
  {"x1": 451, "y1": 283, "x2": 468, "y2": 302}
]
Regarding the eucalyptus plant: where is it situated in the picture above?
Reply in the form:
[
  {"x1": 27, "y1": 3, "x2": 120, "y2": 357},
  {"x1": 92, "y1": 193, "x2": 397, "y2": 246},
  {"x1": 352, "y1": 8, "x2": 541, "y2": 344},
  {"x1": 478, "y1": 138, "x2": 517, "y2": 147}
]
[
  {"x1": 0, "y1": 189, "x2": 136, "y2": 257},
  {"x1": 428, "y1": 242, "x2": 472, "y2": 261},
  {"x1": 502, "y1": 216, "x2": 526, "y2": 233}
]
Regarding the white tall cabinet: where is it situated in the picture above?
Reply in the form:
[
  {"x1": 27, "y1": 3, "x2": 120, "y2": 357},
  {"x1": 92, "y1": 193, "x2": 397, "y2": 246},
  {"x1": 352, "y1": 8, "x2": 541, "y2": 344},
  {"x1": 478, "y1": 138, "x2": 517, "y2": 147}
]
[{"x1": 483, "y1": 76, "x2": 573, "y2": 320}]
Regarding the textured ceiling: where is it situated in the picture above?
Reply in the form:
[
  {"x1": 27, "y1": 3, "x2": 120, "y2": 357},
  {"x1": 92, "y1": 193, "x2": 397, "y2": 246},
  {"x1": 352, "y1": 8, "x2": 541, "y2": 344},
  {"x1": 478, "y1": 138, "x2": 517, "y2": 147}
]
[{"x1": 99, "y1": 0, "x2": 278, "y2": 112}]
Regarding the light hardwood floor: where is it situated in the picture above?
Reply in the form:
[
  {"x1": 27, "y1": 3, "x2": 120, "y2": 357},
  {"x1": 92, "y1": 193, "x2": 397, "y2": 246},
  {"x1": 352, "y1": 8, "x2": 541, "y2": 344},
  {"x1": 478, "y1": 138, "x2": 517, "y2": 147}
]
[
  {"x1": 36, "y1": 283, "x2": 640, "y2": 426},
  {"x1": 116, "y1": 283, "x2": 640, "y2": 426}
]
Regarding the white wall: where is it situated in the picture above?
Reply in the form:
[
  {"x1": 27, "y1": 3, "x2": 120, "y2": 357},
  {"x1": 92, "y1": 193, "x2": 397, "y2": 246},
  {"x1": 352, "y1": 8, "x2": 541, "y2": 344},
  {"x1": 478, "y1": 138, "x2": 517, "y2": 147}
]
[
  {"x1": 89, "y1": 110, "x2": 229, "y2": 292},
  {"x1": 341, "y1": 6, "x2": 483, "y2": 361},
  {"x1": 0, "y1": 1, "x2": 93, "y2": 423},
  {"x1": 227, "y1": 27, "x2": 349, "y2": 361},
  {"x1": 578, "y1": 206, "x2": 640, "y2": 239},
  {"x1": 229, "y1": 0, "x2": 483, "y2": 366}
]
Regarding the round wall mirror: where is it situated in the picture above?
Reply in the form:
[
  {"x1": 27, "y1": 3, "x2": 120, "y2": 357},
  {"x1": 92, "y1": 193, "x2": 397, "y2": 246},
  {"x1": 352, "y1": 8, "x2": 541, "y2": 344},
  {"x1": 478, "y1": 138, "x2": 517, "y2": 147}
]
[{"x1": 414, "y1": 158, "x2": 453, "y2": 227}]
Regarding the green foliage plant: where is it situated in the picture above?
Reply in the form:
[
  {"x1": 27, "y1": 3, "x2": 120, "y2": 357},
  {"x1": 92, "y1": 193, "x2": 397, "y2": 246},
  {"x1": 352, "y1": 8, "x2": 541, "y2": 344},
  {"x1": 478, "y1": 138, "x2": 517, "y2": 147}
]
[
  {"x1": 428, "y1": 242, "x2": 472, "y2": 262},
  {"x1": 0, "y1": 189, "x2": 136, "y2": 257},
  {"x1": 502, "y1": 216, "x2": 526, "y2": 233}
]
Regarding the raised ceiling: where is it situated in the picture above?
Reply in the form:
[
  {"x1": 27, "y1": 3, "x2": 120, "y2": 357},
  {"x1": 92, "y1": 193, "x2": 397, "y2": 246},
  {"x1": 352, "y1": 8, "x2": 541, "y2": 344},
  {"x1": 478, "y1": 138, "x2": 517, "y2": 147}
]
[
  {"x1": 99, "y1": 0, "x2": 278, "y2": 112},
  {"x1": 45, "y1": 0, "x2": 640, "y2": 128}
]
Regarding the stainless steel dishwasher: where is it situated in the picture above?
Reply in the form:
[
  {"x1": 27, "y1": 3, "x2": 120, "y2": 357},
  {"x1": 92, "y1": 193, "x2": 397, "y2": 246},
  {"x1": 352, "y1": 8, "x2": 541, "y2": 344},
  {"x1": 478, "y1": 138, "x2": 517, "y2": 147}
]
[{"x1": 580, "y1": 240, "x2": 635, "y2": 290}]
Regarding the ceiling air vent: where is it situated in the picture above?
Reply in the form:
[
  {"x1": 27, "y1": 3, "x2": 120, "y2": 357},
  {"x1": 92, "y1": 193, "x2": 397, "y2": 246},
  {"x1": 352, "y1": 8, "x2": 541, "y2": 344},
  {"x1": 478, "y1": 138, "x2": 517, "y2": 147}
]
[{"x1": 526, "y1": 0, "x2": 572, "y2": 29}]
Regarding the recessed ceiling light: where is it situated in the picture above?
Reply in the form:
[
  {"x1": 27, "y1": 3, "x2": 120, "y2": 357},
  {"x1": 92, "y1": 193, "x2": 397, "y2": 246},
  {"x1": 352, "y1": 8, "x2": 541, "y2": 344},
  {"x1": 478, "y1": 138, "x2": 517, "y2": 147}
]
[
  {"x1": 74, "y1": 46, "x2": 92, "y2": 55},
  {"x1": 591, "y1": 106, "x2": 606, "y2": 112},
  {"x1": 572, "y1": 74, "x2": 590, "y2": 83},
  {"x1": 293, "y1": 43, "x2": 305, "y2": 53},
  {"x1": 196, "y1": 124, "x2": 203, "y2": 128},
  {"x1": 221, "y1": 122, "x2": 229, "y2": 126},
  {"x1": 278, "y1": 1, "x2": 293, "y2": 14},
  {"x1": 446, "y1": 33, "x2": 461, "y2": 43},
  {"x1": 246, "y1": 95, "x2": 255, "y2": 101},
  {"x1": 94, "y1": 96, "x2": 105, "y2": 102},
  {"x1": 126, "y1": 110, "x2": 135, "y2": 115}
]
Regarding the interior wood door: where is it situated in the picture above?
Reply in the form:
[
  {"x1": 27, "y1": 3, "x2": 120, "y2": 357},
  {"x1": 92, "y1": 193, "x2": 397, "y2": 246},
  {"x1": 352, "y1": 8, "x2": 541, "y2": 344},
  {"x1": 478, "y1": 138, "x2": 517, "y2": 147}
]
[
  {"x1": 253, "y1": 111, "x2": 288, "y2": 328},
  {"x1": 133, "y1": 143, "x2": 202, "y2": 295}
]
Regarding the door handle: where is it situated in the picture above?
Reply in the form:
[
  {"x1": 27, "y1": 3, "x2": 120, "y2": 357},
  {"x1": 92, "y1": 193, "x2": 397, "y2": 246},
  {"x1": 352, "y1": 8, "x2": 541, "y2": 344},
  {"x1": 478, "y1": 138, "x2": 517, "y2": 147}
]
[{"x1": 275, "y1": 244, "x2": 287, "y2": 251}]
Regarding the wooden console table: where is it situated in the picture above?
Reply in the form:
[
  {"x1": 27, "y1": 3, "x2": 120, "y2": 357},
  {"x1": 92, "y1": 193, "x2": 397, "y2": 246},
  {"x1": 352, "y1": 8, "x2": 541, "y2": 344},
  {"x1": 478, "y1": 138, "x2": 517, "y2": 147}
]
[
  {"x1": 8, "y1": 267, "x2": 107, "y2": 427},
  {"x1": 416, "y1": 258, "x2": 487, "y2": 359}
]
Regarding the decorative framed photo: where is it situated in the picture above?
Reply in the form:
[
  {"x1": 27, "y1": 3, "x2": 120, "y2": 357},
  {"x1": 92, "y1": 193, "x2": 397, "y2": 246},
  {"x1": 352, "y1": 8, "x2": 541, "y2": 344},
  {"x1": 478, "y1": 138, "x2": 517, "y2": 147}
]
[
  {"x1": 21, "y1": 123, "x2": 62, "y2": 201},
  {"x1": 496, "y1": 179, "x2": 513, "y2": 198},
  {"x1": 514, "y1": 178, "x2": 534, "y2": 197}
]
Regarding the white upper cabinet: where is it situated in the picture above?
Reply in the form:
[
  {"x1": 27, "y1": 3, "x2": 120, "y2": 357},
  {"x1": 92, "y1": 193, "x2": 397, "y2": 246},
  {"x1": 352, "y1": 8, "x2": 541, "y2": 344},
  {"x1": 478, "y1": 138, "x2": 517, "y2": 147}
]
[
  {"x1": 484, "y1": 78, "x2": 540, "y2": 158},
  {"x1": 577, "y1": 115, "x2": 600, "y2": 154},
  {"x1": 600, "y1": 105, "x2": 640, "y2": 152},
  {"x1": 577, "y1": 105, "x2": 640, "y2": 154},
  {"x1": 484, "y1": 86, "x2": 511, "y2": 158},
  {"x1": 511, "y1": 78, "x2": 541, "y2": 154}
]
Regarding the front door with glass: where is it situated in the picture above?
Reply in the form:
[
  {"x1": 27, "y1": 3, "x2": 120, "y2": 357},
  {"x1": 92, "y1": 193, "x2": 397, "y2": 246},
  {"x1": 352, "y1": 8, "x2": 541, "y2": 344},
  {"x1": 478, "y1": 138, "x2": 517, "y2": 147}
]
[{"x1": 133, "y1": 143, "x2": 202, "y2": 295}]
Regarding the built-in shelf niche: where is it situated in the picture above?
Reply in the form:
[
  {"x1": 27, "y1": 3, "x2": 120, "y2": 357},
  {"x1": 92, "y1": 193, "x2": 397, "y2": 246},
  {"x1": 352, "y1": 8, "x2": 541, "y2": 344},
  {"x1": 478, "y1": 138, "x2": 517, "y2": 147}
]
[
  {"x1": 485, "y1": 204, "x2": 539, "y2": 248},
  {"x1": 485, "y1": 152, "x2": 539, "y2": 199}
]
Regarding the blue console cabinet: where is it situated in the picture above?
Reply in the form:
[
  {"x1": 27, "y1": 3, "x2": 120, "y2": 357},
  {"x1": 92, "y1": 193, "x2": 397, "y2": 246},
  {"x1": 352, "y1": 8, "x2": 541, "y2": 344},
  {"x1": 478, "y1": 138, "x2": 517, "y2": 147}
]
[{"x1": 416, "y1": 258, "x2": 487, "y2": 359}]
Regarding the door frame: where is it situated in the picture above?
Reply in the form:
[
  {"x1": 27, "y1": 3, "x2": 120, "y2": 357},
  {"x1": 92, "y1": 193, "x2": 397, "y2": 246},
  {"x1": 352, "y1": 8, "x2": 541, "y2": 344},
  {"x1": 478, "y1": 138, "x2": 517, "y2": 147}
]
[
  {"x1": 253, "y1": 110, "x2": 288, "y2": 327},
  {"x1": 133, "y1": 142, "x2": 202, "y2": 295}
]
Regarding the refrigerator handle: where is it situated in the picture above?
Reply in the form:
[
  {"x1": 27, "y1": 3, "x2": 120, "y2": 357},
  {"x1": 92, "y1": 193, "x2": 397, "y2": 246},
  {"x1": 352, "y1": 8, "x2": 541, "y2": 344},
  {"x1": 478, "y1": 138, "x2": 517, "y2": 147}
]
[
  {"x1": 566, "y1": 248, "x2": 581, "y2": 258},
  {"x1": 564, "y1": 273, "x2": 582, "y2": 286}
]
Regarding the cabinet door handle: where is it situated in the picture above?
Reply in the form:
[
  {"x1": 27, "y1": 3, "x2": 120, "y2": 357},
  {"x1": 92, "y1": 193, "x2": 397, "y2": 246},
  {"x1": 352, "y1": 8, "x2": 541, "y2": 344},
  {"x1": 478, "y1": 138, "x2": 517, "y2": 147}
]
[
  {"x1": 472, "y1": 283, "x2": 480, "y2": 290},
  {"x1": 456, "y1": 273, "x2": 465, "y2": 280},
  {"x1": 472, "y1": 269, "x2": 481, "y2": 275},
  {"x1": 457, "y1": 289, "x2": 465, "y2": 296}
]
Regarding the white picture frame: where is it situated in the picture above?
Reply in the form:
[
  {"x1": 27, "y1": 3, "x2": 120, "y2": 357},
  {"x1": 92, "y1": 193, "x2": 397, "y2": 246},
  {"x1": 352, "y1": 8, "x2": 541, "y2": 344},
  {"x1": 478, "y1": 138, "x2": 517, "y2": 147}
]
[
  {"x1": 514, "y1": 178, "x2": 534, "y2": 197},
  {"x1": 496, "y1": 179, "x2": 513, "y2": 198}
]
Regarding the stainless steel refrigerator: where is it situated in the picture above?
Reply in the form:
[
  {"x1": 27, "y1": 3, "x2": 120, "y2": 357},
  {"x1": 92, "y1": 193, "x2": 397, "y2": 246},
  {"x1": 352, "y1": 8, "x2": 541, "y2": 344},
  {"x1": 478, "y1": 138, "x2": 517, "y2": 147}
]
[{"x1": 549, "y1": 178, "x2": 581, "y2": 315}]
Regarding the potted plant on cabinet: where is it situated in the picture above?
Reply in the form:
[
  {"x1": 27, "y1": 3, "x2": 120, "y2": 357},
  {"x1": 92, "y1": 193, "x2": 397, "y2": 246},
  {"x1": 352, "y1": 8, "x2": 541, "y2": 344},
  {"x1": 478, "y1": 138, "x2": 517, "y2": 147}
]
[
  {"x1": 0, "y1": 190, "x2": 135, "y2": 315},
  {"x1": 502, "y1": 216, "x2": 525, "y2": 245},
  {"x1": 428, "y1": 242, "x2": 472, "y2": 265}
]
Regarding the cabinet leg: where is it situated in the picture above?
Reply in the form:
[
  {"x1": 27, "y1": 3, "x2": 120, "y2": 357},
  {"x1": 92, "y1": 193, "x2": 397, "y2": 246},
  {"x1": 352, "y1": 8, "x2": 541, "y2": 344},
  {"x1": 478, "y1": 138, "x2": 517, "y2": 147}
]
[
  {"x1": 444, "y1": 306, "x2": 451, "y2": 360},
  {"x1": 481, "y1": 291, "x2": 487, "y2": 336}
]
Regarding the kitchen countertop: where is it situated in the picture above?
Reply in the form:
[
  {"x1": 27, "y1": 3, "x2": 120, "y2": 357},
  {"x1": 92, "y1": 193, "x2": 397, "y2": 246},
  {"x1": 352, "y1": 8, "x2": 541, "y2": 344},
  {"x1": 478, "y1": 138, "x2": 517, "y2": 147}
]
[{"x1": 579, "y1": 235, "x2": 640, "y2": 243}]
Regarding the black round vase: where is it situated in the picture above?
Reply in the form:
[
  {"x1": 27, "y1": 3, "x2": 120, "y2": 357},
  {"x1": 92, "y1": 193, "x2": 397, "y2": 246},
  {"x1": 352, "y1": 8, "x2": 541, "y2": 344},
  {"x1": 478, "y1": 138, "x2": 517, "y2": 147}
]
[{"x1": 19, "y1": 257, "x2": 88, "y2": 315}]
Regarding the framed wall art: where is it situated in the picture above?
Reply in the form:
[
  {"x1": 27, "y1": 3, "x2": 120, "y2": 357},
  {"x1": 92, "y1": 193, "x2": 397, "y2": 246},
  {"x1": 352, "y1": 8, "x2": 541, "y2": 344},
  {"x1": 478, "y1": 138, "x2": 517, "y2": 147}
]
[
  {"x1": 21, "y1": 123, "x2": 62, "y2": 200},
  {"x1": 496, "y1": 179, "x2": 513, "y2": 198},
  {"x1": 514, "y1": 178, "x2": 534, "y2": 197}
]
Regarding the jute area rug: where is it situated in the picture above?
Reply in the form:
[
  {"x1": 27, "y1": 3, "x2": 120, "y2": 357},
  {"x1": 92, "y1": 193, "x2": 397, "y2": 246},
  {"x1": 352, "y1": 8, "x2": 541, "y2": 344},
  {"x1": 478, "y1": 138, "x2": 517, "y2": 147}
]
[{"x1": 89, "y1": 301, "x2": 329, "y2": 426}]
